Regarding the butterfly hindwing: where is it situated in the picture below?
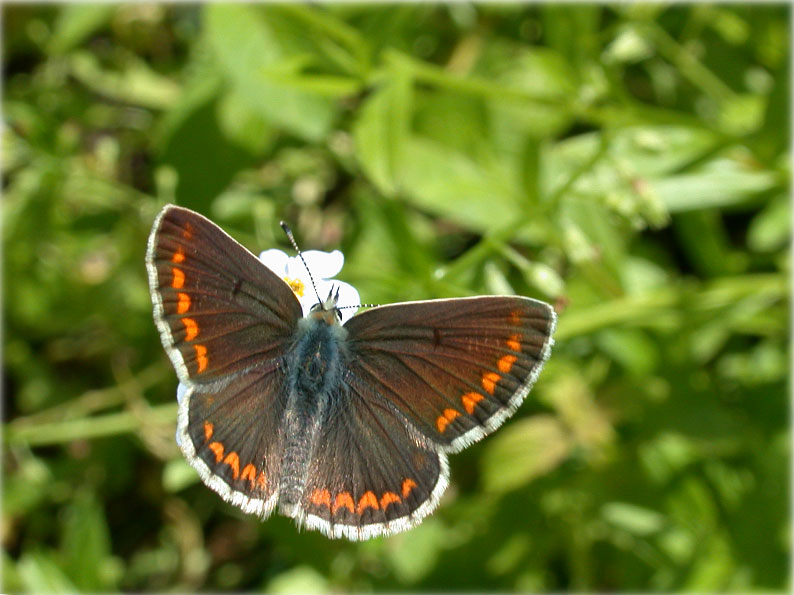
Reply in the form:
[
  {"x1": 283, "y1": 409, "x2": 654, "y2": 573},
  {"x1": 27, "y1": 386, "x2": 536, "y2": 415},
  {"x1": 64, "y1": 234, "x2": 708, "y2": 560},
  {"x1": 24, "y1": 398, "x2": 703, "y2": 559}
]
[
  {"x1": 179, "y1": 368, "x2": 288, "y2": 517},
  {"x1": 146, "y1": 206, "x2": 302, "y2": 382},
  {"x1": 296, "y1": 378, "x2": 447, "y2": 540},
  {"x1": 343, "y1": 296, "x2": 556, "y2": 452}
]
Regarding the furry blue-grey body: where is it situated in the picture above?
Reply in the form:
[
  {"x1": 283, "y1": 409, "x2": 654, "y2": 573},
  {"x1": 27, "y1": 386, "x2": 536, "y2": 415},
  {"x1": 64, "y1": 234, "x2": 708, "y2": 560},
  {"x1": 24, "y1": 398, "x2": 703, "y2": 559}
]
[{"x1": 278, "y1": 314, "x2": 348, "y2": 515}]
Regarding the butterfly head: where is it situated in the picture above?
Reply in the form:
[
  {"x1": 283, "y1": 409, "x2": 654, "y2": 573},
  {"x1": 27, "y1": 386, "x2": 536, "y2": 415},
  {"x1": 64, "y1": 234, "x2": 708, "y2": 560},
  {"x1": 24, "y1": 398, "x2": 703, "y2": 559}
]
[{"x1": 309, "y1": 285, "x2": 343, "y2": 325}]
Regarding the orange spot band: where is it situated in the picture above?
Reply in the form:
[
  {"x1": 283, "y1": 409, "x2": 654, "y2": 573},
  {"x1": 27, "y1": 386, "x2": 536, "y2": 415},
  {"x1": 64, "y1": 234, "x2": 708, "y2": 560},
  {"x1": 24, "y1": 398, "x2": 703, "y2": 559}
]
[
  {"x1": 203, "y1": 421, "x2": 214, "y2": 442},
  {"x1": 182, "y1": 317, "x2": 199, "y2": 341},
  {"x1": 177, "y1": 292, "x2": 191, "y2": 314},
  {"x1": 402, "y1": 478, "x2": 417, "y2": 499},
  {"x1": 224, "y1": 452, "x2": 240, "y2": 479},
  {"x1": 380, "y1": 492, "x2": 401, "y2": 509},
  {"x1": 311, "y1": 489, "x2": 332, "y2": 508},
  {"x1": 241, "y1": 464, "x2": 257, "y2": 487},
  {"x1": 506, "y1": 334, "x2": 521, "y2": 352},
  {"x1": 461, "y1": 392, "x2": 484, "y2": 415},
  {"x1": 357, "y1": 491, "x2": 379, "y2": 514},
  {"x1": 194, "y1": 344, "x2": 208, "y2": 373},
  {"x1": 436, "y1": 408, "x2": 461, "y2": 433},
  {"x1": 171, "y1": 267, "x2": 185, "y2": 289},
  {"x1": 498, "y1": 354, "x2": 517, "y2": 373},
  {"x1": 333, "y1": 492, "x2": 355, "y2": 514},
  {"x1": 172, "y1": 246, "x2": 185, "y2": 263},
  {"x1": 208, "y1": 441, "x2": 224, "y2": 462},
  {"x1": 482, "y1": 372, "x2": 500, "y2": 395}
]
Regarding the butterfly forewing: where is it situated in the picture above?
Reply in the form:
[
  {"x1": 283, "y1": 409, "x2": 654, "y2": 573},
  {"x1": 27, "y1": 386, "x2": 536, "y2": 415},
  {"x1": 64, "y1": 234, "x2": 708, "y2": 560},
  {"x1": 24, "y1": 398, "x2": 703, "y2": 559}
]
[
  {"x1": 343, "y1": 296, "x2": 556, "y2": 452},
  {"x1": 146, "y1": 206, "x2": 302, "y2": 382}
]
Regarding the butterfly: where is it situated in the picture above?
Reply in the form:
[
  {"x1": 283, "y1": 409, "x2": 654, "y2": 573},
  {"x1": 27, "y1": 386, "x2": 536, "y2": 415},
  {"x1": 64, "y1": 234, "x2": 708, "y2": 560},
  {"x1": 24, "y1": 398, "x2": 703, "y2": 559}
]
[{"x1": 146, "y1": 205, "x2": 557, "y2": 540}]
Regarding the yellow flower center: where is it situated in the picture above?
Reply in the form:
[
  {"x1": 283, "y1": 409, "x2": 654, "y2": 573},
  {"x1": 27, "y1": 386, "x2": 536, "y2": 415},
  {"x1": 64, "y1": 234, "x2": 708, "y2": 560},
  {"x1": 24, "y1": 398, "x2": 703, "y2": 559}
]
[{"x1": 284, "y1": 276, "x2": 305, "y2": 298}]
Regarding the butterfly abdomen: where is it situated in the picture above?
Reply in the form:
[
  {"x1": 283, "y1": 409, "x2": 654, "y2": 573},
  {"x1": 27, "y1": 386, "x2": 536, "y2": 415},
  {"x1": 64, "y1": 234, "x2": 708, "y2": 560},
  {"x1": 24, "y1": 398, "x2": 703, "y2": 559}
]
[{"x1": 278, "y1": 317, "x2": 348, "y2": 517}]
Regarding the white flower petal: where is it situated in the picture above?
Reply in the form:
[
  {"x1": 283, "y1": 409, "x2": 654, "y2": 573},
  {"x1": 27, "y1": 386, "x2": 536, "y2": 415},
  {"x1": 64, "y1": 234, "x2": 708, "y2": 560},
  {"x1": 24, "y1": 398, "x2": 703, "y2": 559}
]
[
  {"x1": 312, "y1": 278, "x2": 335, "y2": 304},
  {"x1": 302, "y1": 250, "x2": 344, "y2": 278},
  {"x1": 259, "y1": 249, "x2": 290, "y2": 276},
  {"x1": 284, "y1": 256, "x2": 309, "y2": 280},
  {"x1": 257, "y1": 247, "x2": 360, "y2": 322}
]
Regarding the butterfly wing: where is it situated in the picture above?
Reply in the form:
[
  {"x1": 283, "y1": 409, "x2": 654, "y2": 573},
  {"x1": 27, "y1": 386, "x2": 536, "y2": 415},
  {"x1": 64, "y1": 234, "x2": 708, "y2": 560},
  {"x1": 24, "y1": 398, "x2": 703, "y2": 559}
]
[
  {"x1": 342, "y1": 296, "x2": 556, "y2": 453},
  {"x1": 295, "y1": 377, "x2": 449, "y2": 540},
  {"x1": 146, "y1": 205, "x2": 301, "y2": 382},
  {"x1": 293, "y1": 295, "x2": 555, "y2": 540},
  {"x1": 146, "y1": 205, "x2": 302, "y2": 516}
]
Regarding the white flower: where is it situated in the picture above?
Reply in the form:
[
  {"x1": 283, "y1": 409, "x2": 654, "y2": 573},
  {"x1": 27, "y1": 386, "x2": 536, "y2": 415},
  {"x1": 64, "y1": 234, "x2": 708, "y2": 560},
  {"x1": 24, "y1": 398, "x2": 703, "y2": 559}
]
[{"x1": 259, "y1": 248, "x2": 360, "y2": 323}]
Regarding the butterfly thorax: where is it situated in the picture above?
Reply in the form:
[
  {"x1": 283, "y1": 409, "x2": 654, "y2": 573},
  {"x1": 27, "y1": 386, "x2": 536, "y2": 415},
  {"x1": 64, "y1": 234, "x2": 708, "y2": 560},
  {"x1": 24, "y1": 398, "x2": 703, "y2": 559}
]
[{"x1": 279, "y1": 312, "x2": 348, "y2": 517}]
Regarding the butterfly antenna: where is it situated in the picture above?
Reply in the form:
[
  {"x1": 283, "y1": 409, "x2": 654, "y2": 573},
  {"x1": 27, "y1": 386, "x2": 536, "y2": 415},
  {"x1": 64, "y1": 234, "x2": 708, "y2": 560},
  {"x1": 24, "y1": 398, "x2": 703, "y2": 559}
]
[
  {"x1": 338, "y1": 303, "x2": 379, "y2": 310},
  {"x1": 279, "y1": 221, "x2": 322, "y2": 305}
]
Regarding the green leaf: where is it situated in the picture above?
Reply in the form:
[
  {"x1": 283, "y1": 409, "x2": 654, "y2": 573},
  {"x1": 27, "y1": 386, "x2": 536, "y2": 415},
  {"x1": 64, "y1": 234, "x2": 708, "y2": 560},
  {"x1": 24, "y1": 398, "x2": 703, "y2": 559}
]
[
  {"x1": 60, "y1": 491, "x2": 119, "y2": 591},
  {"x1": 398, "y1": 137, "x2": 524, "y2": 233},
  {"x1": 68, "y1": 50, "x2": 180, "y2": 110},
  {"x1": 747, "y1": 194, "x2": 790, "y2": 252},
  {"x1": 386, "y1": 519, "x2": 446, "y2": 583},
  {"x1": 481, "y1": 416, "x2": 570, "y2": 493},
  {"x1": 602, "y1": 502, "x2": 666, "y2": 536},
  {"x1": 595, "y1": 328, "x2": 659, "y2": 377},
  {"x1": 204, "y1": 4, "x2": 336, "y2": 141},
  {"x1": 17, "y1": 551, "x2": 77, "y2": 593},
  {"x1": 2, "y1": 454, "x2": 51, "y2": 517},
  {"x1": 162, "y1": 458, "x2": 200, "y2": 493},
  {"x1": 266, "y1": 566, "x2": 328, "y2": 593},
  {"x1": 48, "y1": 4, "x2": 115, "y2": 55},
  {"x1": 652, "y1": 161, "x2": 778, "y2": 212},
  {"x1": 353, "y1": 71, "x2": 412, "y2": 195}
]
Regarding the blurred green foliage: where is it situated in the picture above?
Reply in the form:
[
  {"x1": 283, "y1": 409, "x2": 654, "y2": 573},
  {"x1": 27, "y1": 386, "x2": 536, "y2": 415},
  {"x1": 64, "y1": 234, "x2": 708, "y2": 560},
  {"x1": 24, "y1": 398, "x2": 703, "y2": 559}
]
[{"x1": 2, "y1": 4, "x2": 789, "y2": 592}]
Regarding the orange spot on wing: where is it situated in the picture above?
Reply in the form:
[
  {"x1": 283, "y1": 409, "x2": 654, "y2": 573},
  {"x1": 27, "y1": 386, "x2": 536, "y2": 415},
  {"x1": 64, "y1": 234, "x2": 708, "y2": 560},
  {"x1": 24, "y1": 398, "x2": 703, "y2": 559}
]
[
  {"x1": 208, "y1": 441, "x2": 224, "y2": 462},
  {"x1": 506, "y1": 334, "x2": 522, "y2": 352},
  {"x1": 402, "y1": 478, "x2": 417, "y2": 499},
  {"x1": 510, "y1": 310, "x2": 522, "y2": 325},
  {"x1": 357, "y1": 491, "x2": 379, "y2": 514},
  {"x1": 182, "y1": 317, "x2": 199, "y2": 341},
  {"x1": 223, "y1": 452, "x2": 240, "y2": 479},
  {"x1": 182, "y1": 223, "x2": 193, "y2": 239},
  {"x1": 177, "y1": 292, "x2": 191, "y2": 314},
  {"x1": 172, "y1": 246, "x2": 185, "y2": 263},
  {"x1": 257, "y1": 471, "x2": 267, "y2": 488},
  {"x1": 461, "y1": 392, "x2": 484, "y2": 414},
  {"x1": 482, "y1": 372, "x2": 501, "y2": 395},
  {"x1": 194, "y1": 344, "x2": 208, "y2": 373},
  {"x1": 380, "y1": 492, "x2": 401, "y2": 509},
  {"x1": 332, "y1": 492, "x2": 355, "y2": 514},
  {"x1": 203, "y1": 421, "x2": 214, "y2": 442},
  {"x1": 444, "y1": 408, "x2": 460, "y2": 421},
  {"x1": 436, "y1": 408, "x2": 461, "y2": 433},
  {"x1": 171, "y1": 267, "x2": 185, "y2": 289},
  {"x1": 241, "y1": 464, "x2": 257, "y2": 487},
  {"x1": 311, "y1": 489, "x2": 331, "y2": 508},
  {"x1": 498, "y1": 354, "x2": 518, "y2": 373},
  {"x1": 436, "y1": 415, "x2": 450, "y2": 433}
]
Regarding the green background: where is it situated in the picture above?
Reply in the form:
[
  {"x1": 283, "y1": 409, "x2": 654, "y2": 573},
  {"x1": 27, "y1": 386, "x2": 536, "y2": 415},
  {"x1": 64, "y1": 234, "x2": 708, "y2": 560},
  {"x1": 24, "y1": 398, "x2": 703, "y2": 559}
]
[{"x1": 3, "y1": 4, "x2": 789, "y2": 592}]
